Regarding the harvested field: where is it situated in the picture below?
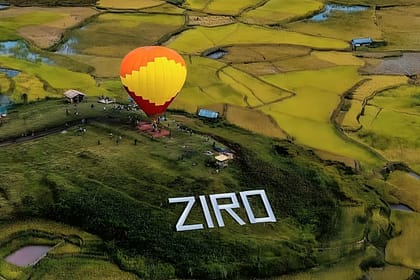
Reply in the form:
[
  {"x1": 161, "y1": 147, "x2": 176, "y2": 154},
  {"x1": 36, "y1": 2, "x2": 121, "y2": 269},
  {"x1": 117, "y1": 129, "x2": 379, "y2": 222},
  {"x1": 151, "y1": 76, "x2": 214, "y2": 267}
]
[
  {"x1": 368, "y1": 265, "x2": 413, "y2": 280},
  {"x1": 221, "y1": 45, "x2": 311, "y2": 64},
  {"x1": 387, "y1": 171, "x2": 420, "y2": 212},
  {"x1": 239, "y1": 0, "x2": 323, "y2": 25},
  {"x1": 0, "y1": 7, "x2": 99, "y2": 49},
  {"x1": 386, "y1": 211, "x2": 420, "y2": 269},
  {"x1": 203, "y1": 0, "x2": 259, "y2": 16},
  {"x1": 97, "y1": 0, "x2": 164, "y2": 9},
  {"x1": 286, "y1": 8, "x2": 381, "y2": 42},
  {"x1": 187, "y1": 14, "x2": 235, "y2": 26},
  {"x1": 362, "y1": 53, "x2": 420, "y2": 75},
  {"x1": 61, "y1": 13, "x2": 185, "y2": 58},
  {"x1": 225, "y1": 105, "x2": 288, "y2": 139},
  {"x1": 167, "y1": 23, "x2": 349, "y2": 54},
  {"x1": 377, "y1": 6, "x2": 420, "y2": 51}
]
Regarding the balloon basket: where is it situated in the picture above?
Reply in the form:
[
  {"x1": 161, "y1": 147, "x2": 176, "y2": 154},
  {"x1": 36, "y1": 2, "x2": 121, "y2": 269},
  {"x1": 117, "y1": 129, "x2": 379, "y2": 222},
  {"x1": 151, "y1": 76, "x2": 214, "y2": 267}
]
[{"x1": 137, "y1": 122, "x2": 171, "y2": 138}]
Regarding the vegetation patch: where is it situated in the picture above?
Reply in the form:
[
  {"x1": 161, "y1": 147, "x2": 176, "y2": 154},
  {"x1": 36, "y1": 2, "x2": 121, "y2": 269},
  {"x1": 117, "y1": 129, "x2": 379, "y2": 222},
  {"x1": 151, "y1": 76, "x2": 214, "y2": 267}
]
[
  {"x1": 377, "y1": 6, "x2": 420, "y2": 51},
  {"x1": 167, "y1": 23, "x2": 349, "y2": 54},
  {"x1": 63, "y1": 13, "x2": 184, "y2": 58},
  {"x1": 387, "y1": 171, "x2": 420, "y2": 212},
  {"x1": 286, "y1": 8, "x2": 381, "y2": 43},
  {"x1": 0, "y1": 7, "x2": 98, "y2": 48},
  {"x1": 97, "y1": 0, "x2": 165, "y2": 9},
  {"x1": 239, "y1": 0, "x2": 323, "y2": 25},
  {"x1": 204, "y1": 0, "x2": 259, "y2": 16},
  {"x1": 386, "y1": 211, "x2": 420, "y2": 269}
]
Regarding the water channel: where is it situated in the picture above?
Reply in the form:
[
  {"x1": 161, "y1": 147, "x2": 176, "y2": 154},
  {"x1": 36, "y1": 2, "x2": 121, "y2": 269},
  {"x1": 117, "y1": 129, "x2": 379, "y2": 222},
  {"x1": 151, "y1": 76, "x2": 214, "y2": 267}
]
[
  {"x1": 311, "y1": 4, "x2": 368, "y2": 21},
  {"x1": 0, "y1": 41, "x2": 54, "y2": 64}
]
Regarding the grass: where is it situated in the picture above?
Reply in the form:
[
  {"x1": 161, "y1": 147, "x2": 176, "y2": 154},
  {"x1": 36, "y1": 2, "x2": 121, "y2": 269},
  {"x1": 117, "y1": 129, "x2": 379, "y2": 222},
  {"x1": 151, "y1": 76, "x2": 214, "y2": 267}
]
[
  {"x1": 0, "y1": 220, "x2": 99, "y2": 242},
  {"x1": 97, "y1": 0, "x2": 165, "y2": 9},
  {"x1": 30, "y1": 258, "x2": 139, "y2": 280},
  {"x1": 272, "y1": 54, "x2": 336, "y2": 72},
  {"x1": 0, "y1": 94, "x2": 394, "y2": 278},
  {"x1": 219, "y1": 65, "x2": 292, "y2": 105},
  {"x1": 332, "y1": 0, "x2": 420, "y2": 5},
  {"x1": 259, "y1": 66, "x2": 383, "y2": 166},
  {"x1": 286, "y1": 8, "x2": 381, "y2": 43},
  {"x1": 273, "y1": 249, "x2": 377, "y2": 280},
  {"x1": 341, "y1": 75, "x2": 408, "y2": 130},
  {"x1": 167, "y1": 23, "x2": 349, "y2": 54},
  {"x1": 0, "y1": 7, "x2": 98, "y2": 48},
  {"x1": 311, "y1": 51, "x2": 364, "y2": 66},
  {"x1": 204, "y1": 0, "x2": 260, "y2": 16},
  {"x1": 387, "y1": 171, "x2": 420, "y2": 212},
  {"x1": 368, "y1": 265, "x2": 413, "y2": 280},
  {"x1": 67, "y1": 13, "x2": 185, "y2": 58},
  {"x1": 386, "y1": 211, "x2": 420, "y2": 269},
  {"x1": 239, "y1": 0, "x2": 323, "y2": 25},
  {"x1": 260, "y1": 66, "x2": 361, "y2": 122},
  {"x1": 377, "y1": 6, "x2": 420, "y2": 51},
  {"x1": 0, "y1": 56, "x2": 105, "y2": 97},
  {"x1": 224, "y1": 105, "x2": 288, "y2": 139}
]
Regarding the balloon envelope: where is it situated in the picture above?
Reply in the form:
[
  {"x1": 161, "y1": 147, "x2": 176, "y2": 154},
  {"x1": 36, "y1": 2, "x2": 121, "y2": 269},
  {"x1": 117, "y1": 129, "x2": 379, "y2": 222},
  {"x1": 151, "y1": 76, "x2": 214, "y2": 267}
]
[{"x1": 120, "y1": 46, "x2": 187, "y2": 117}]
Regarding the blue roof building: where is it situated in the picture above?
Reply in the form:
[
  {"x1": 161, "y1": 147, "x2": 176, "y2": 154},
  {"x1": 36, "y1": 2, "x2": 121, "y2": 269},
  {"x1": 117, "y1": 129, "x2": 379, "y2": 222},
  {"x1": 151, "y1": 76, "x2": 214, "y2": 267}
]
[
  {"x1": 198, "y1": 109, "x2": 219, "y2": 119},
  {"x1": 351, "y1": 37, "x2": 373, "y2": 49}
]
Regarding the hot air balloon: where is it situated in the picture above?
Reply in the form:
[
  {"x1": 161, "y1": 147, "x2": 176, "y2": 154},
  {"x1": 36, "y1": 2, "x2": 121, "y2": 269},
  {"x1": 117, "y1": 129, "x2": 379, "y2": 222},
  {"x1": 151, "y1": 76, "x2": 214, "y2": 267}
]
[{"x1": 120, "y1": 46, "x2": 187, "y2": 119}]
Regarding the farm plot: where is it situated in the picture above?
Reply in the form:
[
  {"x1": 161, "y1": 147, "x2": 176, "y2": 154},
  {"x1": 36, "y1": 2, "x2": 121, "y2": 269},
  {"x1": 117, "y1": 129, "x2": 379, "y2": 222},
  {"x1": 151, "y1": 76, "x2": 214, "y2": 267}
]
[
  {"x1": 166, "y1": 23, "x2": 349, "y2": 54},
  {"x1": 355, "y1": 85, "x2": 420, "y2": 170},
  {"x1": 239, "y1": 0, "x2": 323, "y2": 25},
  {"x1": 0, "y1": 56, "x2": 105, "y2": 97},
  {"x1": 341, "y1": 75, "x2": 408, "y2": 130},
  {"x1": 97, "y1": 0, "x2": 164, "y2": 9},
  {"x1": 63, "y1": 13, "x2": 184, "y2": 58},
  {"x1": 377, "y1": 6, "x2": 420, "y2": 51},
  {"x1": 286, "y1": 8, "x2": 381, "y2": 43},
  {"x1": 386, "y1": 211, "x2": 420, "y2": 270},
  {"x1": 204, "y1": 0, "x2": 260, "y2": 16},
  {"x1": 0, "y1": 7, "x2": 98, "y2": 48},
  {"x1": 259, "y1": 66, "x2": 381, "y2": 166},
  {"x1": 387, "y1": 171, "x2": 420, "y2": 212}
]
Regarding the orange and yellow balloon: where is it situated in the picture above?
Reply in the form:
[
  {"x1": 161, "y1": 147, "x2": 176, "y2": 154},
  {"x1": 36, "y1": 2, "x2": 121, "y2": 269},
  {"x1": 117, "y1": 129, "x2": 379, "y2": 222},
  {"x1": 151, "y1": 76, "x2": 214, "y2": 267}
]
[{"x1": 120, "y1": 46, "x2": 187, "y2": 118}]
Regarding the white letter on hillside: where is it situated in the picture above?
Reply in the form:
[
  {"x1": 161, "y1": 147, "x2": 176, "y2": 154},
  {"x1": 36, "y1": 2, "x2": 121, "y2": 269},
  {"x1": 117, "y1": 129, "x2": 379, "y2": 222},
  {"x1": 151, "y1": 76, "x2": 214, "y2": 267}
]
[
  {"x1": 240, "y1": 190, "x2": 276, "y2": 224},
  {"x1": 210, "y1": 193, "x2": 246, "y2": 227},
  {"x1": 168, "y1": 196, "x2": 203, "y2": 232}
]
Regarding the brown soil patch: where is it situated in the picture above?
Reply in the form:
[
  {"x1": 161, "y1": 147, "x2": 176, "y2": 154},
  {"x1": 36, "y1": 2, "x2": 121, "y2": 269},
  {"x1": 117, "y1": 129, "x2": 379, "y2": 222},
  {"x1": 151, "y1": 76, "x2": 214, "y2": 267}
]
[
  {"x1": 1, "y1": 7, "x2": 99, "y2": 49},
  {"x1": 362, "y1": 53, "x2": 420, "y2": 75}
]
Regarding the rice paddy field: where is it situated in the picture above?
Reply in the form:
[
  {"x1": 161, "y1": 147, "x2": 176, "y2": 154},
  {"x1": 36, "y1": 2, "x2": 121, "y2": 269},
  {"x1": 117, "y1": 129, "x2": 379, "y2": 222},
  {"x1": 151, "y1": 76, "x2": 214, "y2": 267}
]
[
  {"x1": 0, "y1": 0, "x2": 420, "y2": 278},
  {"x1": 386, "y1": 210, "x2": 420, "y2": 269},
  {"x1": 238, "y1": 0, "x2": 323, "y2": 25},
  {"x1": 354, "y1": 85, "x2": 420, "y2": 172}
]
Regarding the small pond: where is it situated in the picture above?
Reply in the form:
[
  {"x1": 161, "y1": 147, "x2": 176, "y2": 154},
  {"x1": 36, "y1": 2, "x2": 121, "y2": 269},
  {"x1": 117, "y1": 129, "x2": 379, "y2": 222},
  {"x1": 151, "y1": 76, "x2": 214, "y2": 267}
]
[
  {"x1": 0, "y1": 5, "x2": 9, "y2": 10},
  {"x1": 5, "y1": 245, "x2": 52, "y2": 267},
  {"x1": 205, "y1": 49, "x2": 227, "y2": 59},
  {"x1": 0, "y1": 67, "x2": 20, "y2": 78},
  {"x1": 311, "y1": 4, "x2": 369, "y2": 21},
  {"x1": 390, "y1": 204, "x2": 415, "y2": 212},
  {"x1": 0, "y1": 41, "x2": 54, "y2": 64}
]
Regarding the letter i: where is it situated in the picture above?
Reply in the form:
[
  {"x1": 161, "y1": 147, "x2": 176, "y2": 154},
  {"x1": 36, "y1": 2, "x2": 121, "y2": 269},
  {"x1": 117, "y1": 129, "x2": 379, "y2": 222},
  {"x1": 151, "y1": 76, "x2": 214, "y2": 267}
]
[{"x1": 199, "y1": 195, "x2": 214, "y2": 228}]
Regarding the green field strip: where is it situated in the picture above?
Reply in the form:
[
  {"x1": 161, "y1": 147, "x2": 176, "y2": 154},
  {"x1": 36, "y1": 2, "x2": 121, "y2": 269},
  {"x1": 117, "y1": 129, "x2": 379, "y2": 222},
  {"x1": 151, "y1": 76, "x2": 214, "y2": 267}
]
[
  {"x1": 167, "y1": 23, "x2": 349, "y2": 54},
  {"x1": 386, "y1": 211, "x2": 420, "y2": 270},
  {"x1": 239, "y1": 0, "x2": 323, "y2": 25}
]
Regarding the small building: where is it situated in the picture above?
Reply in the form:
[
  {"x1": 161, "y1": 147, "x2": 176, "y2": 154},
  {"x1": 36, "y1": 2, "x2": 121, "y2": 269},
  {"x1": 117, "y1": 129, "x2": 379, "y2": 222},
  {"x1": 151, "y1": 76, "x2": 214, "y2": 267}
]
[
  {"x1": 64, "y1": 89, "x2": 85, "y2": 103},
  {"x1": 351, "y1": 37, "x2": 373, "y2": 50},
  {"x1": 198, "y1": 109, "x2": 219, "y2": 119},
  {"x1": 215, "y1": 154, "x2": 230, "y2": 168}
]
